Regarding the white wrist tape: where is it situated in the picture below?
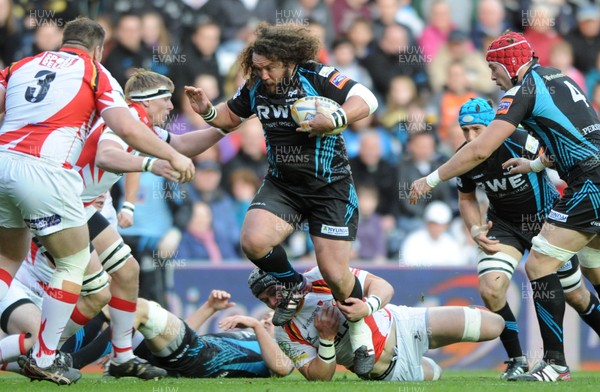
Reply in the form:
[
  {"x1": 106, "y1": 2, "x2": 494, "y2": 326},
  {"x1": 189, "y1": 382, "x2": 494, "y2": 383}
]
[
  {"x1": 530, "y1": 157, "x2": 546, "y2": 173},
  {"x1": 328, "y1": 108, "x2": 347, "y2": 129},
  {"x1": 215, "y1": 128, "x2": 228, "y2": 136},
  {"x1": 318, "y1": 338, "x2": 336, "y2": 363},
  {"x1": 142, "y1": 157, "x2": 156, "y2": 172},
  {"x1": 425, "y1": 170, "x2": 442, "y2": 188},
  {"x1": 201, "y1": 106, "x2": 217, "y2": 122},
  {"x1": 470, "y1": 225, "x2": 486, "y2": 239},
  {"x1": 366, "y1": 295, "x2": 382, "y2": 316},
  {"x1": 120, "y1": 201, "x2": 135, "y2": 216}
]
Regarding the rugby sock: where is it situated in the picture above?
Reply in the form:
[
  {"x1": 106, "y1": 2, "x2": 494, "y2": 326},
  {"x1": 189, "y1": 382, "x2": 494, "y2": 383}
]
[
  {"x1": 0, "y1": 269, "x2": 12, "y2": 301},
  {"x1": 251, "y1": 245, "x2": 303, "y2": 285},
  {"x1": 495, "y1": 303, "x2": 523, "y2": 358},
  {"x1": 108, "y1": 297, "x2": 136, "y2": 363},
  {"x1": 345, "y1": 277, "x2": 374, "y2": 353},
  {"x1": 579, "y1": 293, "x2": 600, "y2": 337},
  {"x1": 61, "y1": 312, "x2": 108, "y2": 353},
  {"x1": 0, "y1": 333, "x2": 29, "y2": 364},
  {"x1": 58, "y1": 306, "x2": 91, "y2": 349},
  {"x1": 70, "y1": 328, "x2": 111, "y2": 369},
  {"x1": 33, "y1": 288, "x2": 79, "y2": 368},
  {"x1": 530, "y1": 274, "x2": 566, "y2": 366}
]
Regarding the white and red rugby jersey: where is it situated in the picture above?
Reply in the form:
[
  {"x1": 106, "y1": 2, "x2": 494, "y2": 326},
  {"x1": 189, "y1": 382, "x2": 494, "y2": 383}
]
[
  {"x1": 75, "y1": 101, "x2": 169, "y2": 205},
  {"x1": 0, "y1": 47, "x2": 127, "y2": 168}
]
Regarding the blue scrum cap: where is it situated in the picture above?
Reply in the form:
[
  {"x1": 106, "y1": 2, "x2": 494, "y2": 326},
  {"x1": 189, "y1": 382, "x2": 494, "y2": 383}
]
[{"x1": 458, "y1": 97, "x2": 495, "y2": 127}]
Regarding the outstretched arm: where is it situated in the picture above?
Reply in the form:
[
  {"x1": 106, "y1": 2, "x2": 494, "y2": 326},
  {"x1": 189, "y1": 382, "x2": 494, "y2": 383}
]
[
  {"x1": 185, "y1": 290, "x2": 236, "y2": 330},
  {"x1": 458, "y1": 190, "x2": 499, "y2": 254},
  {"x1": 219, "y1": 315, "x2": 294, "y2": 377},
  {"x1": 409, "y1": 119, "x2": 515, "y2": 204}
]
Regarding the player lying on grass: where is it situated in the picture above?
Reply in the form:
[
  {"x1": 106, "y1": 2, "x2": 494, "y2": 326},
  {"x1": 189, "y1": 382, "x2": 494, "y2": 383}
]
[
  {"x1": 58, "y1": 289, "x2": 293, "y2": 378},
  {"x1": 248, "y1": 266, "x2": 504, "y2": 381}
]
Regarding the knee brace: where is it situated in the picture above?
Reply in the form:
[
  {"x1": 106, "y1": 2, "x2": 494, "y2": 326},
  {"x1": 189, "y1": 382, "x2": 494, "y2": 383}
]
[
  {"x1": 49, "y1": 247, "x2": 90, "y2": 289},
  {"x1": 557, "y1": 258, "x2": 583, "y2": 293},
  {"x1": 578, "y1": 246, "x2": 600, "y2": 268},
  {"x1": 81, "y1": 269, "x2": 110, "y2": 296},
  {"x1": 477, "y1": 251, "x2": 519, "y2": 279},
  {"x1": 462, "y1": 307, "x2": 482, "y2": 342},
  {"x1": 422, "y1": 356, "x2": 442, "y2": 381},
  {"x1": 138, "y1": 301, "x2": 169, "y2": 340},
  {"x1": 98, "y1": 240, "x2": 133, "y2": 274},
  {"x1": 531, "y1": 235, "x2": 576, "y2": 264}
]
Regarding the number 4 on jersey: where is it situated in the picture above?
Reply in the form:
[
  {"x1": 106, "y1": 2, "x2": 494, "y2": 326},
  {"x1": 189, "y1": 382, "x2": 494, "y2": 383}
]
[{"x1": 564, "y1": 80, "x2": 589, "y2": 108}]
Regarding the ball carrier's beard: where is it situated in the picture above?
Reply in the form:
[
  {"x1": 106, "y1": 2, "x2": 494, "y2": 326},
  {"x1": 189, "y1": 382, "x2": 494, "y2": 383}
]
[{"x1": 268, "y1": 66, "x2": 297, "y2": 97}]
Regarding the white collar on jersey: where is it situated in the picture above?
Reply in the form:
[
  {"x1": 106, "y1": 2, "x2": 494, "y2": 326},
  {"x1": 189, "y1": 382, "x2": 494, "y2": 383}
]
[{"x1": 128, "y1": 86, "x2": 172, "y2": 102}]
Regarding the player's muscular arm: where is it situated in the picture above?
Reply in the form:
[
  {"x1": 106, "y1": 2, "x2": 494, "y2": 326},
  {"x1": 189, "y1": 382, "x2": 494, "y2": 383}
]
[
  {"x1": 459, "y1": 191, "x2": 499, "y2": 254},
  {"x1": 340, "y1": 95, "x2": 371, "y2": 125},
  {"x1": 102, "y1": 107, "x2": 194, "y2": 182},
  {"x1": 184, "y1": 86, "x2": 243, "y2": 131}
]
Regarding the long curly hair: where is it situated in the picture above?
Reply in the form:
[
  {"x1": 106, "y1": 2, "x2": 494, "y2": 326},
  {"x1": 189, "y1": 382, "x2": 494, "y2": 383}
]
[{"x1": 238, "y1": 23, "x2": 320, "y2": 86}]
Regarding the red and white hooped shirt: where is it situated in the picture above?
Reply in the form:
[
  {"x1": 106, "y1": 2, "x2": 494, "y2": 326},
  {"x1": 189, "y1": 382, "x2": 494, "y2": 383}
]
[{"x1": 0, "y1": 47, "x2": 127, "y2": 168}]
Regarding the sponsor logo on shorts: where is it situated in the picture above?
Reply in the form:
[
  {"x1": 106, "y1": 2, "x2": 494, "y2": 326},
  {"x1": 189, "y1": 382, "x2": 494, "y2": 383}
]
[
  {"x1": 24, "y1": 214, "x2": 61, "y2": 230},
  {"x1": 591, "y1": 221, "x2": 600, "y2": 227},
  {"x1": 320, "y1": 224, "x2": 349, "y2": 236},
  {"x1": 558, "y1": 260, "x2": 572, "y2": 272},
  {"x1": 249, "y1": 202, "x2": 266, "y2": 207},
  {"x1": 548, "y1": 210, "x2": 568, "y2": 222}
]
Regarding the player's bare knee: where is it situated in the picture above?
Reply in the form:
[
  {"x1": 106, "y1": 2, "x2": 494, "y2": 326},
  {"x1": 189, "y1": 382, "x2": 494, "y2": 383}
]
[
  {"x1": 135, "y1": 298, "x2": 150, "y2": 326},
  {"x1": 565, "y1": 287, "x2": 589, "y2": 313},
  {"x1": 240, "y1": 234, "x2": 270, "y2": 259},
  {"x1": 110, "y1": 257, "x2": 138, "y2": 286},
  {"x1": 478, "y1": 283, "x2": 505, "y2": 310},
  {"x1": 89, "y1": 286, "x2": 112, "y2": 310}
]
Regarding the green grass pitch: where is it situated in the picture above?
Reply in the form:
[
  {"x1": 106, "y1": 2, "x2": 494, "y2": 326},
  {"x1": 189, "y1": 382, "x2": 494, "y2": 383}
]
[{"x1": 1, "y1": 370, "x2": 600, "y2": 391}]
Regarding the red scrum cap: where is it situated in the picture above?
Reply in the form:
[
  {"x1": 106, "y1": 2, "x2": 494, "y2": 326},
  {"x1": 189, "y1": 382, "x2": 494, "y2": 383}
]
[{"x1": 486, "y1": 32, "x2": 534, "y2": 84}]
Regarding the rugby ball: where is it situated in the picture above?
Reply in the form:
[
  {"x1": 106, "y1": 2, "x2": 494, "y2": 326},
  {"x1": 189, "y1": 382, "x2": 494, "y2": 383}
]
[{"x1": 291, "y1": 96, "x2": 347, "y2": 135}]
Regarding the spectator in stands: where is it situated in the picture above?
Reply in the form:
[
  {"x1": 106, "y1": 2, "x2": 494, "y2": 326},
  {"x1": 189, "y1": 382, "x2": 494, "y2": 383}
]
[
  {"x1": 222, "y1": 117, "x2": 268, "y2": 191},
  {"x1": 202, "y1": 0, "x2": 277, "y2": 44},
  {"x1": 361, "y1": 23, "x2": 428, "y2": 99},
  {"x1": 354, "y1": 185, "x2": 387, "y2": 263},
  {"x1": 522, "y1": 3, "x2": 563, "y2": 66},
  {"x1": 592, "y1": 82, "x2": 600, "y2": 117},
  {"x1": 307, "y1": 19, "x2": 330, "y2": 64},
  {"x1": 396, "y1": 0, "x2": 424, "y2": 40},
  {"x1": 330, "y1": 37, "x2": 373, "y2": 90},
  {"x1": 330, "y1": 0, "x2": 371, "y2": 37},
  {"x1": 169, "y1": 73, "x2": 221, "y2": 136},
  {"x1": 119, "y1": 173, "x2": 174, "y2": 307},
  {"x1": 549, "y1": 40, "x2": 586, "y2": 94},
  {"x1": 565, "y1": 4, "x2": 600, "y2": 74},
  {"x1": 428, "y1": 29, "x2": 497, "y2": 97},
  {"x1": 29, "y1": 20, "x2": 63, "y2": 55},
  {"x1": 96, "y1": 14, "x2": 115, "y2": 62},
  {"x1": 228, "y1": 168, "x2": 260, "y2": 231},
  {"x1": 183, "y1": 160, "x2": 241, "y2": 260},
  {"x1": 470, "y1": 0, "x2": 510, "y2": 51},
  {"x1": 371, "y1": 0, "x2": 403, "y2": 41},
  {"x1": 397, "y1": 131, "x2": 455, "y2": 234},
  {"x1": 141, "y1": 11, "x2": 171, "y2": 77},
  {"x1": 418, "y1": 0, "x2": 454, "y2": 60},
  {"x1": 432, "y1": 61, "x2": 478, "y2": 148},
  {"x1": 401, "y1": 201, "x2": 464, "y2": 266},
  {"x1": 586, "y1": 52, "x2": 600, "y2": 97},
  {"x1": 349, "y1": 130, "x2": 398, "y2": 230},
  {"x1": 179, "y1": 19, "x2": 222, "y2": 92},
  {"x1": 379, "y1": 75, "x2": 418, "y2": 149},
  {"x1": 281, "y1": 0, "x2": 335, "y2": 47},
  {"x1": 0, "y1": 0, "x2": 21, "y2": 67},
  {"x1": 103, "y1": 12, "x2": 153, "y2": 86},
  {"x1": 176, "y1": 201, "x2": 224, "y2": 263},
  {"x1": 345, "y1": 17, "x2": 373, "y2": 60}
]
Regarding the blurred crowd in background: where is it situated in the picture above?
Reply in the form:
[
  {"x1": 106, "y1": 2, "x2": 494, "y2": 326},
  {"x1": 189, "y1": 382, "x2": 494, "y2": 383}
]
[{"x1": 1, "y1": 0, "x2": 600, "y2": 271}]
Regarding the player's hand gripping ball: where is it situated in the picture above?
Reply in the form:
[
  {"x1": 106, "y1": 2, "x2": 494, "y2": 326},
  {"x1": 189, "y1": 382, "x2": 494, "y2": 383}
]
[{"x1": 291, "y1": 96, "x2": 347, "y2": 136}]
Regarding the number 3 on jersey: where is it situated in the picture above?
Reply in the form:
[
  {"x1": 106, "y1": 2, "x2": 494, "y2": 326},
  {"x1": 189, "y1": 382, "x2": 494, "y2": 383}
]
[
  {"x1": 564, "y1": 80, "x2": 589, "y2": 108},
  {"x1": 25, "y1": 70, "x2": 56, "y2": 103}
]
